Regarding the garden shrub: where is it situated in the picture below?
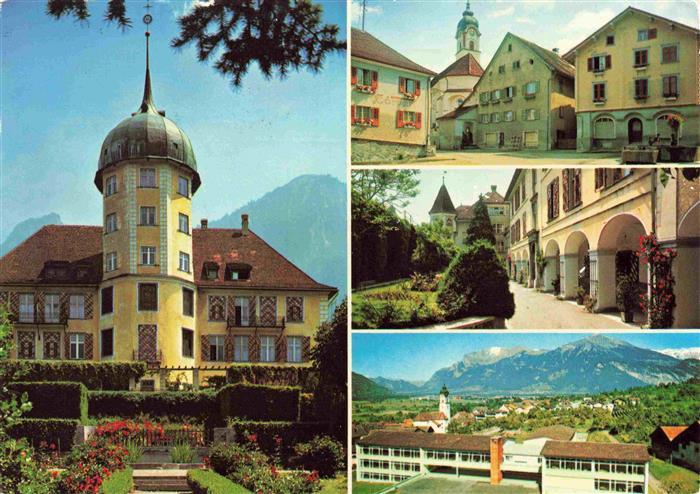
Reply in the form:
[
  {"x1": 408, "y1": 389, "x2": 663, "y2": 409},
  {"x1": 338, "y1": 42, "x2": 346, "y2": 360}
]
[
  {"x1": 223, "y1": 420, "x2": 330, "y2": 461},
  {"x1": 299, "y1": 393, "x2": 318, "y2": 422},
  {"x1": 0, "y1": 438, "x2": 60, "y2": 494},
  {"x1": 60, "y1": 433, "x2": 129, "y2": 494},
  {"x1": 0, "y1": 361, "x2": 146, "y2": 390},
  {"x1": 187, "y1": 469, "x2": 252, "y2": 494},
  {"x1": 208, "y1": 442, "x2": 319, "y2": 494},
  {"x1": 8, "y1": 382, "x2": 87, "y2": 421},
  {"x1": 290, "y1": 436, "x2": 345, "y2": 478},
  {"x1": 226, "y1": 365, "x2": 317, "y2": 391},
  {"x1": 217, "y1": 384, "x2": 300, "y2": 422},
  {"x1": 7, "y1": 419, "x2": 79, "y2": 451},
  {"x1": 99, "y1": 467, "x2": 133, "y2": 494},
  {"x1": 437, "y1": 240, "x2": 515, "y2": 319},
  {"x1": 89, "y1": 390, "x2": 216, "y2": 421}
]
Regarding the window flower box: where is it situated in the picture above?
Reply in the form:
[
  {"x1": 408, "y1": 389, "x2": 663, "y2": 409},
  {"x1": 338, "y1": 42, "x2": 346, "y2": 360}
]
[
  {"x1": 400, "y1": 91, "x2": 417, "y2": 100},
  {"x1": 354, "y1": 84, "x2": 376, "y2": 94}
]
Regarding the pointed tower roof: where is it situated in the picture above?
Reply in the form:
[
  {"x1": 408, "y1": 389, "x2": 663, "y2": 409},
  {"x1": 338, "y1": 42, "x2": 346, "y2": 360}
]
[
  {"x1": 429, "y1": 184, "x2": 457, "y2": 215},
  {"x1": 95, "y1": 23, "x2": 200, "y2": 193}
]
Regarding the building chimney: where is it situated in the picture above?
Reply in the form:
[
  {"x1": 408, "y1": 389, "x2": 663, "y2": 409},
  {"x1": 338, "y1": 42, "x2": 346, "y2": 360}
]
[
  {"x1": 490, "y1": 436, "x2": 504, "y2": 485},
  {"x1": 491, "y1": 185, "x2": 497, "y2": 193},
  {"x1": 241, "y1": 214, "x2": 249, "y2": 236},
  {"x1": 200, "y1": 218, "x2": 208, "y2": 230},
  {"x1": 552, "y1": 47, "x2": 560, "y2": 54}
]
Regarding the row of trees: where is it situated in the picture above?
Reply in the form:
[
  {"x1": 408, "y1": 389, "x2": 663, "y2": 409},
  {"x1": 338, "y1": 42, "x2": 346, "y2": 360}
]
[{"x1": 351, "y1": 170, "x2": 455, "y2": 288}]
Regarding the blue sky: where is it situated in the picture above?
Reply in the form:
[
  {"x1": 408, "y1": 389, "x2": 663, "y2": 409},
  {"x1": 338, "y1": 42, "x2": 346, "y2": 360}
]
[
  {"x1": 398, "y1": 169, "x2": 515, "y2": 224},
  {"x1": 352, "y1": 333, "x2": 700, "y2": 381},
  {"x1": 351, "y1": 0, "x2": 699, "y2": 74},
  {"x1": 0, "y1": 0, "x2": 346, "y2": 240}
]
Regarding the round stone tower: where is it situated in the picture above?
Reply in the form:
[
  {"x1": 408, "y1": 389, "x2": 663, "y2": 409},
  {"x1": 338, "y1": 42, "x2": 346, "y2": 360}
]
[
  {"x1": 94, "y1": 24, "x2": 200, "y2": 371},
  {"x1": 455, "y1": 1, "x2": 481, "y2": 63}
]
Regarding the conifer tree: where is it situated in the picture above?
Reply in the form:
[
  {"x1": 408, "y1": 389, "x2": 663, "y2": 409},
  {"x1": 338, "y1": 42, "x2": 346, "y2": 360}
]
[
  {"x1": 465, "y1": 196, "x2": 496, "y2": 245},
  {"x1": 46, "y1": 0, "x2": 345, "y2": 87}
]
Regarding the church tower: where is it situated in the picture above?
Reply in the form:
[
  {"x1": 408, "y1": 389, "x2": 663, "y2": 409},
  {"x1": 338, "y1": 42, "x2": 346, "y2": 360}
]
[
  {"x1": 439, "y1": 384, "x2": 451, "y2": 421},
  {"x1": 455, "y1": 1, "x2": 481, "y2": 62},
  {"x1": 94, "y1": 12, "x2": 201, "y2": 370}
]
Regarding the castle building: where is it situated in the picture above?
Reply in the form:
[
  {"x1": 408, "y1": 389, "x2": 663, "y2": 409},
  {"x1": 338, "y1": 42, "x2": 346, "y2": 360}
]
[
  {"x1": 430, "y1": 2, "x2": 484, "y2": 127},
  {"x1": 564, "y1": 7, "x2": 699, "y2": 153},
  {"x1": 429, "y1": 182, "x2": 510, "y2": 258},
  {"x1": 350, "y1": 28, "x2": 436, "y2": 163},
  {"x1": 474, "y1": 33, "x2": 576, "y2": 150},
  {"x1": 506, "y1": 167, "x2": 699, "y2": 328},
  {"x1": 357, "y1": 430, "x2": 650, "y2": 493},
  {"x1": 0, "y1": 30, "x2": 337, "y2": 388}
]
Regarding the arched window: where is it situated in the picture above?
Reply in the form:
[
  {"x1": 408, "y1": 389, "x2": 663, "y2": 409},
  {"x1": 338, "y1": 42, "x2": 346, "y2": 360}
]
[
  {"x1": 656, "y1": 114, "x2": 683, "y2": 139},
  {"x1": 469, "y1": 41, "x2": 475, "y2": 50},
  {"x1": 593, "y1": 116, "x2": 615, "y2": 139}
]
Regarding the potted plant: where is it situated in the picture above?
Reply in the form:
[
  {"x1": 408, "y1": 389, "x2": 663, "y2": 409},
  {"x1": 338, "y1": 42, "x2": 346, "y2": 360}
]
[
  {"x1": 616, "y1": 272, "x2": 640, "y2": 323},
  {"x1": 552, "y1": 276, "x2": 560, "y2": 295},
  {"x1": 576, "y1": 286, "x2": 586, "y2": 305}
]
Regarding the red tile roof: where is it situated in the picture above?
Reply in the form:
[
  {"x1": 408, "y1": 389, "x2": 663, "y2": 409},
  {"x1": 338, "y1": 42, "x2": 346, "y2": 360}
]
[
  {"x1": 192, "y1": 228, "x2": 335, "y2": 292},
  {"x1": 659, "y1": 426, "x2": 689, "y2": 442},
  {"x1": 358, "y1": 430, "x2": 492, "y2": 452},
  {"x1": 0, "y1": 225, "x2": 103, "y2": 285},
  {"x1": 526, "y1": 426, "x2": 575, "y2": 442},
  {"x1": 542, "y1": 441, "x2": 650, "y2": 463},
  {"x1": 432, "y1": 53, "x2": 484, "y2": 85},
  {"x1": 351, "y1": 28, "x2": 436, "y2": 76},
  {"x1": 414, "y1": 411, "x2": 448, "y2": 422},
  {"x1": 456, "y1": 205, "x2": 474, "y2": 220},
  {"x1": 0, "y1": 225, "x2": 335, "y2": 293}
]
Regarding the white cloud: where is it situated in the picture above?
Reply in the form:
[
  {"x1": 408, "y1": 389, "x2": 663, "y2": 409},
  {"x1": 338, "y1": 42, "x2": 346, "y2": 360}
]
[
  {"x1": 559, "y1": 9, "x2": 617, "y2": 35},
  {"x1": 351, "y1": 0, "x2": 382, "y2": 24},
  {"x1": 515, "y1": 17, "x2": 535, "y2": 24},
  {"x1": 523, "y1": 0, "x2": 556, "y2": 12},
  {"x1": 489, "y1": 5, "x2": 515, "y2": 18}
]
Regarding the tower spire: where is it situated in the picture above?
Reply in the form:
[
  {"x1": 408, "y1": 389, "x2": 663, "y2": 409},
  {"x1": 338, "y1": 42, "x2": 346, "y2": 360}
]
[{"x1": 139, "y1": 2, "x2": 157, "y2": 114}]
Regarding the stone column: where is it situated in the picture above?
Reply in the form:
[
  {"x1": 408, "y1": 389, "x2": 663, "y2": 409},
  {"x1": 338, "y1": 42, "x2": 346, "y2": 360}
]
[
  {"x1": 562, "y1": 254, "x2": 579, "y2": 299},
  {"x1": 673, "y1": 241, "x2": 700, "y2": 328},
  {"x1": 192, "y1": 368, "x2": 200, "y2": 390},
  {"x1": 593, "y1": 250, "x2": 617, "y2": 311}
]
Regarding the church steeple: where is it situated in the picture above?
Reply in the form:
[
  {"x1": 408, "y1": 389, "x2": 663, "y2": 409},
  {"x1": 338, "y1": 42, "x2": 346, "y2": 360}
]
[
  {"x1": 455, "y1": 1, "x2": 481, "y2": 62},
  {"x1": 139, "y1": 30, "x2": 158, "y2": 114}
]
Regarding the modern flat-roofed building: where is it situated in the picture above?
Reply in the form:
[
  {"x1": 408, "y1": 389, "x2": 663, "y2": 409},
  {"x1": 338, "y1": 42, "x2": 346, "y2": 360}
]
[{"x1": 356, "y1": 430, "x2": 650, "y2": 493}]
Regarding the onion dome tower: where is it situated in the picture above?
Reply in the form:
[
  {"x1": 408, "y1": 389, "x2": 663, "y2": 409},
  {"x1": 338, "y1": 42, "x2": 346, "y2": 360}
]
[
  {"x1": 439, "y1": 384, "x2": 451, "y2": 421},
  {"x1": 455, "y1": 1, "x2": 481, "y2": 62},
  {"x1": 95, "y1": 7, "x2": 198, "y2": 372}
]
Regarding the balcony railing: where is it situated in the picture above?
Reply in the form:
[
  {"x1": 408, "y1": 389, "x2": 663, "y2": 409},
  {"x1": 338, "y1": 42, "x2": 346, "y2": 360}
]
[{"x1": 226, "y1": 314, "x2": 285, "y2": 330}]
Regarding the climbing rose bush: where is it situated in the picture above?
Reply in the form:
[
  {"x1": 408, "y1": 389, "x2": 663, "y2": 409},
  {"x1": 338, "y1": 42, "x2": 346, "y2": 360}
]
[{"x1": 637, "y1": 234, "x2": 677, "y2": 328}]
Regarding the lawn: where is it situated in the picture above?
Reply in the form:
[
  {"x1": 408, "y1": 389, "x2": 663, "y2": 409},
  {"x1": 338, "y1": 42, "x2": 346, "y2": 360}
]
[
  {"x1": 352, "y1": 280, "x2": 440, "y2": 329},
  {"x1": 352, "y1": 480, "x2": 394, "y2": 494},
  {"x1": 649, "y1": 458, "x2": 699, "y2": 494},
  {"x1": 319, "y1": 475, "x2": 348, "y2": 493}
]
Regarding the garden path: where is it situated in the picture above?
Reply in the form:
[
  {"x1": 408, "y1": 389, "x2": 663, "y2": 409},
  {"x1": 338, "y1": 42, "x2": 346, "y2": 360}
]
[{"x1": 506, "y1": 282, "x2": 634, "y2": 329}]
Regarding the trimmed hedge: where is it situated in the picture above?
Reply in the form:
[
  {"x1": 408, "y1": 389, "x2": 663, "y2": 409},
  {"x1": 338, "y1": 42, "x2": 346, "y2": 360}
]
[
  {"x1": 7, "y1": 418, "x2": 79, "y2": 451},
  {"x1": 299, "y1": 393, "x2": 318, "y2": 422},
  {"x1": 8, "y1": 382, "x2": 87, "y2": 421},
  {"x1": 226, "y1": 364, "x2": 317, "y2": 391},
  {"x1": 1, "y1": 361, "x2": 146, "y2": 390},
  {"x1": 187, "y1": 469, "x2": 252, "y2": 494},
  {"x1": 89, "y1": 390, "x2": 216, "y2": 421},
  {"x1": 218, "y1": 384, "x2": 300, "y2": 422},
  {"x1": 224, "y1": 420, "x2": 329, "y2": 459},
  {"x1": 99, "y1": 467, "x2": 133, "y2": 494}
]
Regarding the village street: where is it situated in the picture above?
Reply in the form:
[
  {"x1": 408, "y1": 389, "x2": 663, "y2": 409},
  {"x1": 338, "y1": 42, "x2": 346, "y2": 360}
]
[
  {"x1": 406, "y1": 150, "x2": 621, "y2": 166},
  {"x1": 506, "y1": 282, "x2": 635, "y2": 330}
]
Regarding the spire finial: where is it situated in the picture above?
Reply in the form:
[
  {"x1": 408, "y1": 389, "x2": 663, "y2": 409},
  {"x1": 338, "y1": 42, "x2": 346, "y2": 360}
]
[
  {"x1": 139, "y1": 2, "x2": 157, "y2": 113},
  {"x1": 443, "y1": 171, "x2": 446, "y2": 185}
]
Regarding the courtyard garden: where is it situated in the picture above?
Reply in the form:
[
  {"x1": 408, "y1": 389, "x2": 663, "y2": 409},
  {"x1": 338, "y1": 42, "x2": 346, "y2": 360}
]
[
  {"x1": 0, "y1": 303, "x2": 348, "y2": 493},
  {"x1": 352, "y1": 170, "x2": 515, "y2": 329}
]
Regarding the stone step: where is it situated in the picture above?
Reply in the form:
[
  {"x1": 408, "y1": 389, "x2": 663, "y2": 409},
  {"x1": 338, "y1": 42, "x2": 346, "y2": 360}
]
[{"x1": 133, "y1": 477, "x2": 190, "y2": 491}]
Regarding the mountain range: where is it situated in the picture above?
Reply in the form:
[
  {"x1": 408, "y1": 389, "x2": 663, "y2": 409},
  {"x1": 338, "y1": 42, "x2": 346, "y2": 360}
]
[
  {"x1": 0, "y1": 213, "x2": 62, "y2": 257},
  {"x1": 358, "y1": 335, "x2": 699, "y2": 398},
  {"x1": 0, "y1": 175, "x2": 346, "y2": 299}
]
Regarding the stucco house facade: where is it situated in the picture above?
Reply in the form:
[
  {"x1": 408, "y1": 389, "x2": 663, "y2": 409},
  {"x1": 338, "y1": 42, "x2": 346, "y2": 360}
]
[
  {"x1": 474, "y1": 33, "x2": 576, "y2": 151},
  {"x1": 564, "y1": 7, "x2": 700, "y2": 152},
  {"x1": 351, "y1": 28, "x2": 435, "y2": 163}
]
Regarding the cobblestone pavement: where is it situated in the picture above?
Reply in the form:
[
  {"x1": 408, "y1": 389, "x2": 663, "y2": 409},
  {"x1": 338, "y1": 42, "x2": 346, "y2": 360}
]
[
  {"x1": 407, "y1": 149, "x2": 620, "y2": 166},
  {"x1": 506, "y1": 282, "x2": 635, "y2": 330}
]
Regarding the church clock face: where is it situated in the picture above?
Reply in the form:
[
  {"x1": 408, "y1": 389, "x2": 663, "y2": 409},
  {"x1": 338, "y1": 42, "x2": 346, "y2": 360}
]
[{"x1": 468, "y1": 29, "x2": 475, "y2": 38}]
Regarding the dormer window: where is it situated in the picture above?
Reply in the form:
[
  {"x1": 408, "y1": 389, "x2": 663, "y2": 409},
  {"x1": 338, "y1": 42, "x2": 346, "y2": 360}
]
[
  {"x1": 203, "y1": 262, "x2": 219, "y2": 280},
  {"x1": 225, "y1": 263, "x2": 251, "y2": 281}
]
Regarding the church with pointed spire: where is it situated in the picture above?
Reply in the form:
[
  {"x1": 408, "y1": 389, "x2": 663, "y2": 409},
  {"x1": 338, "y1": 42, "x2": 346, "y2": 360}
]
[
  {"x1": 430, "y1": 2, "x2": 485, "y2": 126},
  {"x1": 0, "y1": 18, "x2": 337, "y2": 389}
]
